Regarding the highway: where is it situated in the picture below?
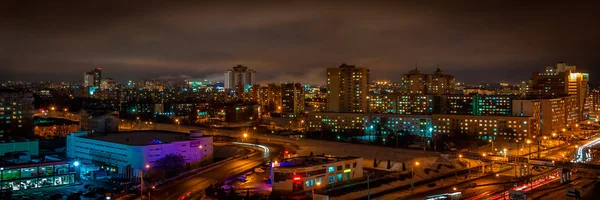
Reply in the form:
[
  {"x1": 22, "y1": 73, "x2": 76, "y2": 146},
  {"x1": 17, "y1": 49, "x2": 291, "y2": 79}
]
[{"x1": 151, "y1": 143, "x2": 281, "y2": 200}]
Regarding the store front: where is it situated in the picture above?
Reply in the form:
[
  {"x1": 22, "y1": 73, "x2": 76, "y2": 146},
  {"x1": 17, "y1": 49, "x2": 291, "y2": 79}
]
[{"x1": 0, "y1": 162, "x2": 78, "y2": 191}]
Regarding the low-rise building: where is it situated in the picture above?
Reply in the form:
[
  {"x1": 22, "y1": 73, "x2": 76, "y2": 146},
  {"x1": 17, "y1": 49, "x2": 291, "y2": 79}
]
[
  {"x1": 66, "y1": 130, "x2": 213, "y2": 180},
  {"x1": 272, "y1": 156, "x2": 363, "y2": 193},
  {"x1": 432, "y1": 114, "x2": 537, "y2": 141}
]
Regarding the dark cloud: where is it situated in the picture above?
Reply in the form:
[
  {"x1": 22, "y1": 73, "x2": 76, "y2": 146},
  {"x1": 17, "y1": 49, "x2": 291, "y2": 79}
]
[{"x1": 1, "y1": 0, "x2": 599, "y2": 85}]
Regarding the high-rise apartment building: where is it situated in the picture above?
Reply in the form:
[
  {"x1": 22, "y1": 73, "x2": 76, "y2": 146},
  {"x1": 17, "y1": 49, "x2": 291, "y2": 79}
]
[
  {"x1": 326, "y1": 63, "x2": 369, "y2": 113},
  {"x1": 529, "y1": 62, "x2": 589, "y2": 120},
  {"x1": 84, "y1": 68, "x2": 102, "y2": 87},
  {"x1": 513, "y1": 96, "x2": 578, "y2": 135},
  {"x1": 281, "y1": 83, "x2": 305, "y2": 117},
  {"x1": 224, "y1": 65, "x2": 256, "y2": 90},
  {"x1": 0, "y1": 90, "x2": 34, "y2": 136},
  {"x1": 399, "y1": 68, "x2": 455, "y2": 95},
  {"x1": 257, "y1": 84, "x2": 282, "y2": 113},
  {"x1": 591, "y1": 89, "x2": 600, "y2": 113}
]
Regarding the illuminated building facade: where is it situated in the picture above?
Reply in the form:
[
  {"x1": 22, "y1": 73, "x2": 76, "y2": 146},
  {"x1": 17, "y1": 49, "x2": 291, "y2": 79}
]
[
  {"x1": 367, "y1": 93, "x2": 434, "y2": 115},
  {"x1": 0, "y1": 161, "x2": 78, "y2": 191},
  {"x1": 272, "y1": 156, "x2": 363, "y2": 193},
  {"x1": 440, "y1": 95, "x2": 513, "y2": 116},
  {"x1": 306, "y1": 112, "x2": 433, "y2": 138},
  {"x1": 67, "y1": 130, "x2": 213, "y2": 180},
  {"x1": 432, "y1": 114, "x2": 537, "y2": 141},
  {"x1": 591, "y1": 89, "x2": 600, "y2": 113},
  {"x1": 281, "y1": 83, "x2": 305, "y2": 117},
  {"x1": 513, "y1": 96, "x2": 578, "y2": 135},
  {"x1": 326, "y1": 64, "x2": 369, "y2": 113},
  {"x1": 0, "y1": 90, "x2": 34, "y2": 136},
  {"x1": 529, "y1": 62, "x2": 589, "y2": 120},
  {"x1": 399, "y1": 68, "x2": 455, "y2": 95},
  {"x1": 224, "y1": 65, "x2": 256, "y2": 90}
]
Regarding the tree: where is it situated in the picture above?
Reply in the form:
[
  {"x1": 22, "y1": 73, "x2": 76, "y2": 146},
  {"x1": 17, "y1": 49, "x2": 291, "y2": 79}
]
[
  {"x1": 154, "y1": 153, "x2": 186, "y2": 178},
  {"x1": 309, "y1": 151, "x2": 314, "y2": 157},
  {"x1": 402, "y1": 162, "x2": 406, "y2": 171},
  {"x1": 373, "y1": 158, "x2": 378, "y2": 168}
]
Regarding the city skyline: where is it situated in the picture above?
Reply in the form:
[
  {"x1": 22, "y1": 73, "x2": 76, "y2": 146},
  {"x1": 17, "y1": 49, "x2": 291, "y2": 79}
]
[{"x1": 1, "y1": 1, "x2": 600, "y2": 84}]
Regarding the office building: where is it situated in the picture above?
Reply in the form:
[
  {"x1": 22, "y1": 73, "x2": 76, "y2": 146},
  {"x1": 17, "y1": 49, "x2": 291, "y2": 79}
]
[
  {"x1": 528, "y1": 62, "x2": 589, "y2": 120},
  {"x1": 281, "y1": 83, "x2": 305, "y2": 117},
  {"x1": 326, "y1": 63, "x2": 369, "y2": 113},
  {"x1": 399, "y1": 68, "x2": 455, "y2": 95},
  {"x1": 272, "y1": 156, "x2": 363, "y2": 193},
  {"x1": 67, "y1": 130, "x2": 213, "y2": 180},
  {"x1": 0, "y1": 90, "x2": 34, "y2": 136},
  {"x1": 224, "y1": 65, "x2": 256, "y2": 90}
]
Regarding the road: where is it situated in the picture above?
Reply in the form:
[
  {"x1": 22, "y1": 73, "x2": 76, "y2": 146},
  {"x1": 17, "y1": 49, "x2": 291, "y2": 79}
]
[{"x1": 151, "y1": 143, "x2": 281, "y2": 200}]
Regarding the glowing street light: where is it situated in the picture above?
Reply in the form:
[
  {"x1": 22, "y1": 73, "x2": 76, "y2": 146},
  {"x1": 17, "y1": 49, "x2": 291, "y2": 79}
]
[
  {"x1": 199, "y1": 145, "x2": 203, "y2": 149},
  {"x1": 145, "y1": 164, "x2": 150, "y2": 169},
  {"x1": 73, "y1": 161, "x2": 80, "y2": 167}
]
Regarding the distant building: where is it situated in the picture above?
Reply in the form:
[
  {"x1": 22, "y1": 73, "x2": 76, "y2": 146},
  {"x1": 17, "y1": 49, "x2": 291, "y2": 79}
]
[
  {"x1": 432, "y1": 114, "x2": 537, "y2": 141},
  {"x1": 224, "y1": 65, "x2": 256, "y2": 90},
  {"x1": 399, "y1": 68, "x2": 455, "y2": 95},
  {"x1": 0, "y1": 138, "x2": 38, "y2": 156},
  {"x1": 79, "y1": 110, "x2": 119, "y2": 134},
  {"x1": 100, "y1": 78, "x2": 116, "y2": 90},
  {"x1": 258, "y1": 84, "x2": 282, "y2": 113},
  {"x1": 367, "y1": 93, "x2": 435, "y2": 115},
  {"x1": 84, "y1": 68, "x2": 102, "y2": 87},
  {"x1": 272, "y1": 156, "x2": 363, "y2": 193},
  {"x1": 67, "y1": 130, "x2": 213, "y2": 180},
  {"x1": 513, "y1": 96, "x2": 578, "y2": 135},
  {"x1": 439, "y1": 94, "x2": 514, "y2": 116},
  {"x1": 281, "y1": 83, "x2": 305, "y2": 117},
  {"x1": 0, "y1": 89, "x2": 34, "y2": 136},
  {"x1": 591, "y1": 89, "x2": 600, "y2": 113},
  {"x1": 326, "y1": 63, "x2": 369, "y2": 113},
  {"x1": 528, "y1": 62, "x2": 589, "y2": 120},
  {"x1": 306, "y1": 112, "x2": 433, "y2": 138}
]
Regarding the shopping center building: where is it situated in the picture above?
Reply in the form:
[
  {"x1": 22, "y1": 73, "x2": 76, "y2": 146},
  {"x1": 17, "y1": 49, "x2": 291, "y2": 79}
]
[
  {"x1": 272, "y1": 156, "x2": 363, "y2": 193},
  {"x1": 66, "y1": 130, "x2": 213, "y2": 180}
]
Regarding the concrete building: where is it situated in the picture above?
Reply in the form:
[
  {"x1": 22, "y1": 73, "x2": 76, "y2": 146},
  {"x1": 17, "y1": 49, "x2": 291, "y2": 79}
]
[
  {"x1": 326, "y1": 63, "x2": 369, "y2": 113},
  {"x1": 528, "y1": 62, "x2": 589, "y2": 120},
  {"x1": 258, "y1": 84, "x2": 283, "y2": 114},
  {"x1": 368, "y1": 93, "x2": 435, "y2": 115},
  {"x1": 399, "y1": 68, "x2": 455, "y2": 95},
  {"x1": 224, "y1": 65, "x2": 256, "y2": 90},
  {"x1": 0, "y1": 89, "x2": 34, "y2": 136},
  {"x1": 591, "y1": 89, "x2": 600, "y2": 113},
  {"x1": 431, "y1": 114, "x2": 537, "y2": 141},
  {"x1": 66, "y1": 130, "x2": 213, "y2": 180},
  {"x1": 83, "y1": 68, "x2": 102, "y2": 87},
  {"x1": 513, "y1": 96, "x2": 578, "y2": 135},
  {"x1": 272, "y1": 156, "x2": 363, "y2": 193},
  {"x1": 306, "y1": 112, "x2": 433, "y2": 138},
  {"x1": 79, "y1": 110, "x2": 119, "y2": 134},
  {"x1": 281, "y1": 83, "x2": 305, "y2": 117}
]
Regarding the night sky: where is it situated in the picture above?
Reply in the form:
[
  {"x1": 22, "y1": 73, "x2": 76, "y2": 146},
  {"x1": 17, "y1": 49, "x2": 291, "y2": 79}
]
[{"x1": 1, "y1": 1, "x2": 599, "y2": 85}]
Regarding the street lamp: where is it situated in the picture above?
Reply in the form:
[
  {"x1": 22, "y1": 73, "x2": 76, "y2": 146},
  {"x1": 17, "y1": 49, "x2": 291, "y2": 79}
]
[
  {"x1": 503, "y1": 148, "x2": 508, "y2": 158},
  {"x1": 411, "y1": 161, "x2": 419, "y2": 193},
  {"x1": 243, "y1": 133, "x2": 248, "y2": 142},
  {"x1": 489, "y1": 140, "x2": 494, "y2": 154}
]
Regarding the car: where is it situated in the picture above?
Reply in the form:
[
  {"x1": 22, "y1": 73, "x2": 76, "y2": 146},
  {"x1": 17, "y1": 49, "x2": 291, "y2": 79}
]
[{"x1": 254, "y1": 168, "x2": 265, "y2": 173}]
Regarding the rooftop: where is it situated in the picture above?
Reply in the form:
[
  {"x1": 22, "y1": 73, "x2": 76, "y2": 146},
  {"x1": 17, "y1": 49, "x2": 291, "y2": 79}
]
[
  {"x1": 278, "y1": 156, "x2": 360, "y2": 168},
  {"x1": 82, "y1": 130, "x2": 208, "y2": 146}
]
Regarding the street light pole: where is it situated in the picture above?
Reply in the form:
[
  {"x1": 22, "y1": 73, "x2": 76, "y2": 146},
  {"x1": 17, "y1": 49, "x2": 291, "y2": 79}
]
[{"x1": 411, "y1": 161, "x2": 419, "y2": 193}]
